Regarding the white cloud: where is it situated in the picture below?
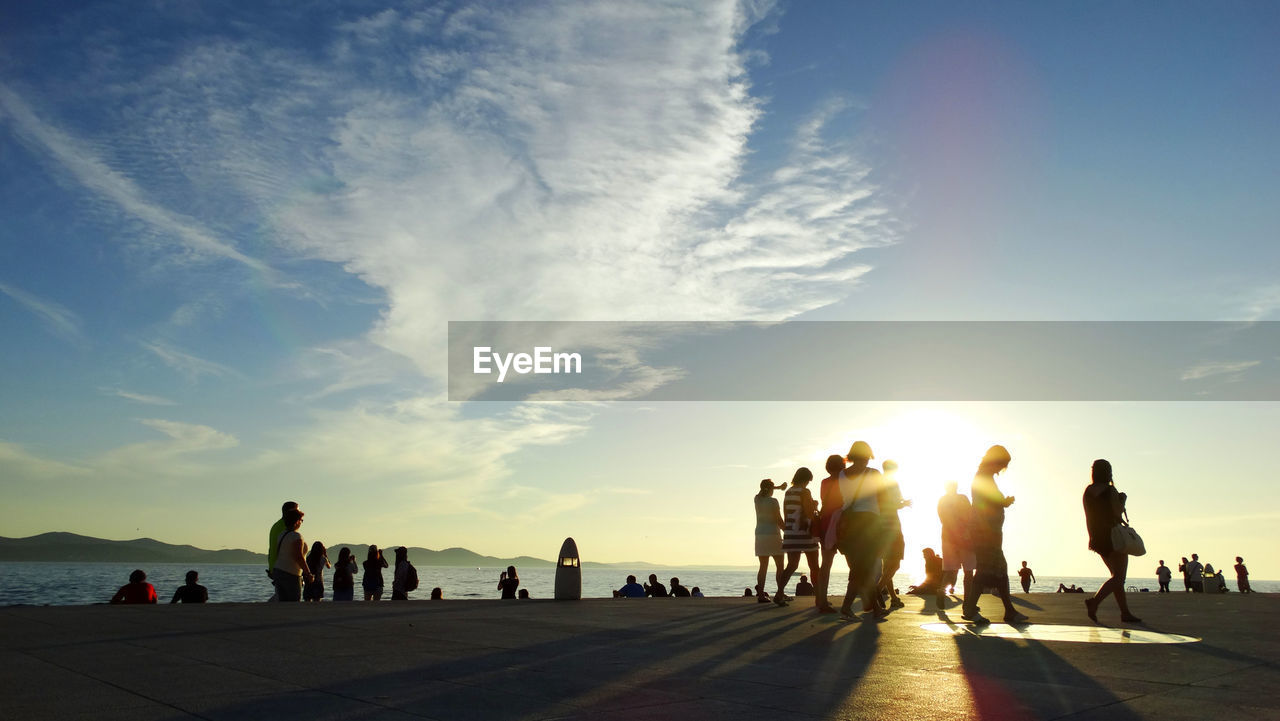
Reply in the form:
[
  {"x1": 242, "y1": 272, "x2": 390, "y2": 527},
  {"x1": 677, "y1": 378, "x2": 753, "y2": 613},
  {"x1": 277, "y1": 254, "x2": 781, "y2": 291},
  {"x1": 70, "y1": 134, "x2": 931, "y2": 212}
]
[
  {"x1": 0, "y1": 282, "x2": 85, "y2": 346},
  {"x1": 0, "y1": 440, "x2": 89, "y2": 479},
  {"x1": 0, "y1": 84, "x2": 273, "y2": 275},
  {"x1": 264, "y1": 2, "x2": 896, "y2": 383},
  {"x1": 142, "y1": 341, "x2": 238, "y2": 381},
  {"x1": 104, "y1": 388, "x2": 177, "y2": 406},
  {"x1": 1180, "y1": 360, "x2": 1261, "y2": 381},
  {"x1": 0, "y1": 2, "x2": 900, "y2": 549},
  {"x1": 97, "y1": 419, "x2": 239, "y2": 474}
]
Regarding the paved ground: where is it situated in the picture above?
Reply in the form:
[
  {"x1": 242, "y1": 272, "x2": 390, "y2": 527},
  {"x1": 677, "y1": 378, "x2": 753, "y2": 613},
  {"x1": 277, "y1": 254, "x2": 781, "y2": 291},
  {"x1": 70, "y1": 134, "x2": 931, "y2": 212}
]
[{"x1": 2, "y1": 592, "x2": 1277, "y2": 720}]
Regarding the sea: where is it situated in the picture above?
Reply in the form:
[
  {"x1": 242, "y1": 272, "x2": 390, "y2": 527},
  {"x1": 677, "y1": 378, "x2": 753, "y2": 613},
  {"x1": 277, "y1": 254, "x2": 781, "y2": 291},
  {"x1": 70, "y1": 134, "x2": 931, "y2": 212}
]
[{"x1": 1, "y1": 563, "x2": 1272, "y2": 606}]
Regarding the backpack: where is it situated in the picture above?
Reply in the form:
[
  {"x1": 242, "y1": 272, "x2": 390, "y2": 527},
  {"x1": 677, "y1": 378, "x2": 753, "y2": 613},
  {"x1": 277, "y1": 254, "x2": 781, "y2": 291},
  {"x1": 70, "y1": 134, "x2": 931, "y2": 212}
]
[{"x1": 404, "y1": 562, "x2": 419, "y2": 592}]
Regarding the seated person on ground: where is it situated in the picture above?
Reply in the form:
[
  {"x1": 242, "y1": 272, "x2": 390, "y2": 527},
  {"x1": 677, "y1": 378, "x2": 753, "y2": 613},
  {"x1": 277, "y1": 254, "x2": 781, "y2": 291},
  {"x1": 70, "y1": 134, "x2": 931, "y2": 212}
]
[
  {"x1": 794, "y1": 575, "x2": 814, "y2": 596},
  {"x1": 691, "y1": 587, "x2": 704, "y2": 597},
  {"x1": 170, "y1": 570, "x2": 208, "y2": 604},
  {"x1": 644, "y1": 573, "x2": 669, "y2": 597},
  {"x1": 614, "y1": 575, "x2": 646, "y2": 598},
  {"x1": 908, "y1": 548, "x2": 944, "y2": 597},
  {"x1": 518, "y1": 588, "x2": 530, "y2": 599},
  {"x1": 669, "y1": 577, "x2": 691, "y2": 597},
  {"x1": 111, "y1": 569, "x2": 158, "y2": 604}
]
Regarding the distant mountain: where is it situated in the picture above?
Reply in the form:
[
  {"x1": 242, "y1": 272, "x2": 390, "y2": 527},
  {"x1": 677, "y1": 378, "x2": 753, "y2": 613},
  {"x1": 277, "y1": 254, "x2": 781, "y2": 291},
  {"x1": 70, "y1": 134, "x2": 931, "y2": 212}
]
[
  {"x1": 0, "y1": 533, "x2": 650, "y2": 568},
  {"x1": 0, "y1": 532, "x2": 263, "y2": 564}
]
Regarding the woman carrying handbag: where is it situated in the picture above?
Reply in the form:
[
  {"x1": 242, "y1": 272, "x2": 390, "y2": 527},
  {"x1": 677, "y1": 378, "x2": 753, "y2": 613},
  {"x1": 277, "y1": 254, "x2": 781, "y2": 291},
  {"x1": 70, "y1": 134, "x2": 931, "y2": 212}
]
[{"x1": 1083, "y1": 459, "x2": 1142, "y2": 624}]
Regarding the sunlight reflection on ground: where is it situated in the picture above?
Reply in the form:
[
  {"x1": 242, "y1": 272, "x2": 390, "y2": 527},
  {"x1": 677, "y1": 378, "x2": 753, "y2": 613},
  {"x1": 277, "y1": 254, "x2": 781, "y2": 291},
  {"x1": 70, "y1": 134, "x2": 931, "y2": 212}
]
[{"x1": 921, "y1": 621, "x2": 1200, "y2": 644}]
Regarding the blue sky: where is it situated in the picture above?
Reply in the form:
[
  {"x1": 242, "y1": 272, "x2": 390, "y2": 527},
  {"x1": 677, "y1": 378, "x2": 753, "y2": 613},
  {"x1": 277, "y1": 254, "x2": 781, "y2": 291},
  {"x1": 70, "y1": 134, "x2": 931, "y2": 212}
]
[{"x1": 2, "y1": 1, "x2": 1278, "y2": 575}]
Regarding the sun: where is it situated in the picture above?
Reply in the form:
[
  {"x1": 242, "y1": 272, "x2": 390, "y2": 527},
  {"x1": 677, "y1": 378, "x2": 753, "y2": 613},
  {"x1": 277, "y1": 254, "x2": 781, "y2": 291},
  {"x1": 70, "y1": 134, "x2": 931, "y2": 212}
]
[{"x1": 870, "y1": 407, "x2": 997, "y2": 578}]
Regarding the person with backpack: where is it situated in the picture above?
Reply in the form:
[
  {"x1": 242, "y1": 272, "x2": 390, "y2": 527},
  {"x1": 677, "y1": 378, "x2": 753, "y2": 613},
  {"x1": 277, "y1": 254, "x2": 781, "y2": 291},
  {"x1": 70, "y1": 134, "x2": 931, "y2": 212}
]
[{"x1": 391, "y1": 546, "x2": 418, "y2": 600}]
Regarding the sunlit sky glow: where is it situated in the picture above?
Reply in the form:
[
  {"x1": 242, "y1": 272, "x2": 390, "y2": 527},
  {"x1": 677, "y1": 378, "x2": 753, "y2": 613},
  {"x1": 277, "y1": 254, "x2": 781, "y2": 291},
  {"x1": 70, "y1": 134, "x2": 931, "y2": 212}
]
[{"x1": 2, "y1": 2, "x2": 1279, "y2": 577}]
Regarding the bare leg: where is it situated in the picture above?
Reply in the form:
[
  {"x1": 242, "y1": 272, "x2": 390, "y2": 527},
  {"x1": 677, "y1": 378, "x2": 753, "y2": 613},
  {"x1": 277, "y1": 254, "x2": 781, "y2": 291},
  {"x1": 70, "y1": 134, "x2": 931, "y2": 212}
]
[
  {"x1": 816, "y1": 546, "x2": 837, "y2": 609},
  {"x1": 840, "y1": 555, "x2": 859, "y2": 615},
  {"x1": 997, "y1": 576, "x2": 1024, "y2": 622},
  {"x1": 1097, "y1": 551, "x2": 1139, "y2": 621},
  {"x1": 771, "y1": 554, "x2": 785, "y2": 602},
  {"x1": 962, "y1": 560, "x2": 986, "y2": 622},
  {"x1": 756, "y1": 556, "x2": 769, "y2": 595},
  {"x1": 880, "y1": 557, "x2": 903, "y2": 606},
  {"x1": 777, "y1": 552, "x2": 802, "y2": 598},
  {"x1": 804, "y1": 550, "x2": 821, "y2": 594}
]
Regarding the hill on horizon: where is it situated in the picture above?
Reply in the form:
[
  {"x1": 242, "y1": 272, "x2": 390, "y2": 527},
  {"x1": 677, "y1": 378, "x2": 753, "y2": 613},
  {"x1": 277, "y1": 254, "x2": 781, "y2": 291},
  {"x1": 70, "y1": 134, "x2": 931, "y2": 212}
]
[{"x1": 0, "y1": 533, "x2": 664, "y2": 568}]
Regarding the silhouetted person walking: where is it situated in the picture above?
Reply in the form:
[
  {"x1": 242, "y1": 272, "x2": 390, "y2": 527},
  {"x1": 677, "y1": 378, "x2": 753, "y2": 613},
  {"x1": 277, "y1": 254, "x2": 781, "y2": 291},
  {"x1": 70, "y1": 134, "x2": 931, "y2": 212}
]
[
  {"x1": 1156, "y1": 560, "x2": 1172, "y2": 593},
  {"x1": 1083, "y1": 459, "x2": 1141, "y2": 624},
  {"x1": 836, "y1": 441, "x2": 887, "y2": 620},
  {"x1": 813, "y1": 454, "x2": 846, "y2": 613},
  {"x1": 964, "y1": 445, "x2": 1024, "y2": 625},
  {"x1": 1179, "y1": 557, "x2": 1190, "y2": 592},
  {"x1": 1018, "y1": 561, "x2": 1035, "y2": 594},
  {"x1": 877, "y1": 460, "x2": 911, "y2": 609},
  {"x1": 776, "y1": 467, "x2": 821, "y2": 606},
  {"x1": 937, "y1": 481, "x2": 974, "y2": 599}
]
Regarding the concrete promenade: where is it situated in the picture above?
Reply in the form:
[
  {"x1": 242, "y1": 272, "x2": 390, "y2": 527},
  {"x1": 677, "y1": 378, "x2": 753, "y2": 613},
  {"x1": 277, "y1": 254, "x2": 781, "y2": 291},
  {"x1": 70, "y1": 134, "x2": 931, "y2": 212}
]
[{"x1": 2, "y1": 592, "x2": 1277, "y2": 720}]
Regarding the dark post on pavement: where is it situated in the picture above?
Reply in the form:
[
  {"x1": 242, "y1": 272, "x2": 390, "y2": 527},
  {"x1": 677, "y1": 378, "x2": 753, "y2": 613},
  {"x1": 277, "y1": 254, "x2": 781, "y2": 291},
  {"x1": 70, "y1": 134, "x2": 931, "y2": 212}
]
[{"x1": 554, "y1": 537, "x2": 581, "y2": 600}]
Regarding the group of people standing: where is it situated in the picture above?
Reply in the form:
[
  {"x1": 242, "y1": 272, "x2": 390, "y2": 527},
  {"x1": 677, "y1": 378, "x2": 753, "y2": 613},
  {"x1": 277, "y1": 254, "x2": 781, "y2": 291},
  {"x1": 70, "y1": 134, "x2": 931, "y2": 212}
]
[
  {"x1": 754, "y1": 442, "x2": 1025, "y2": 624},
  {"x1": 754, "y1": 443, "x2": 1167, "y2": 626},
  {"x1": 1158, "y1": 555, "x2": 1251, "y2": 594},
  {"x1": 268, "y1": 501, "x2": 420, "y2": 602}
]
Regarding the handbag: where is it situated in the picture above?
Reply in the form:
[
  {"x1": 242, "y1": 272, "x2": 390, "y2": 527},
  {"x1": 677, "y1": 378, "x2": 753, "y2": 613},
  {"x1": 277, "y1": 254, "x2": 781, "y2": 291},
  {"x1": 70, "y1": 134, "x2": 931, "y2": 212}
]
[{"x1": 1110, "y1": 510, "x2": 1146, "y2": 557}]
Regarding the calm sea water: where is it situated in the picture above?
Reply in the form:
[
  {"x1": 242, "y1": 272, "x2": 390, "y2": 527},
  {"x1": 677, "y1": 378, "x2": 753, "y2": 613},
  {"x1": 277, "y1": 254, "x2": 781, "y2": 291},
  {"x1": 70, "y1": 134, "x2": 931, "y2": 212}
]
[{"x1": 2, "y1": 562, "x2": 1270, "y2": 606}]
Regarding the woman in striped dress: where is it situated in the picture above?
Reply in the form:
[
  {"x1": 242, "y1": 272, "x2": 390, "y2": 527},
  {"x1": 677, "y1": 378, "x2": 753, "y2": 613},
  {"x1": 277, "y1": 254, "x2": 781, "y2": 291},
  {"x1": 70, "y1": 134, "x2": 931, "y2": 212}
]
[{"x1": 774, "y1": 467, "x2": 821, "y2": 606}]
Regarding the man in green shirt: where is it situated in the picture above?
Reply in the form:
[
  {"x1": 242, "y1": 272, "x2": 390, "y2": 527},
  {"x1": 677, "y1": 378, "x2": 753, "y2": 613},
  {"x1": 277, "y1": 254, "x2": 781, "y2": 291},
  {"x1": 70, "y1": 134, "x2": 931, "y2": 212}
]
[{"x1": 267, "y1": 501, "x2": 300, "y2": 598}]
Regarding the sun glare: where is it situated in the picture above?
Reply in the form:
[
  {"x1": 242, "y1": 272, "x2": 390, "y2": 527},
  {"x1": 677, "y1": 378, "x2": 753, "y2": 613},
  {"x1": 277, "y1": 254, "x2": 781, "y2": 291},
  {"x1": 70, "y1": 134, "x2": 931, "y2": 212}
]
[{"x1": 869, "y1": 408, "x2": 996, "y2": 577}]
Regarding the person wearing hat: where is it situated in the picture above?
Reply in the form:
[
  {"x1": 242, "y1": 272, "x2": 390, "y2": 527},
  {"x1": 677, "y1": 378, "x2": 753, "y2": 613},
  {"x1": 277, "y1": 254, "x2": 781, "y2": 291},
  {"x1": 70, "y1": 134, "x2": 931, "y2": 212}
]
[
  {"x1": 272, "y1": 507, "x2": 313, "y2": 602},
  {"x1": 267, "y1": 501, "x2": 301, "y2": 598},
  {"x1": 964, "y1": 445, "x2": 1026, "y2": 625},
  {"x1": 754, "y1": 478, "x2": 786, "y2": 604},
  {"x1": 835, "y1": 440, "x2": 888, "y2": 619}
]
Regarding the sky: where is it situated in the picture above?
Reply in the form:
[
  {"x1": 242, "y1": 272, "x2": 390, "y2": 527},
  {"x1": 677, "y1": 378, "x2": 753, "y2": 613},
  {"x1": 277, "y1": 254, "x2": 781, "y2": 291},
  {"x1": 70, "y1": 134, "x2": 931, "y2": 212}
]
[{"x1": 2, "y1": 1, "x2": 1279, "y2": 578}]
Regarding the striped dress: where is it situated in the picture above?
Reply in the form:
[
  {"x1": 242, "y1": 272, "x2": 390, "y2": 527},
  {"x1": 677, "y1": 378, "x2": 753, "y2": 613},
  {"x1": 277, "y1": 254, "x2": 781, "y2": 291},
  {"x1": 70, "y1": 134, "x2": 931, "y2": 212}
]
[{"x1": 781, "y1": 486, "x2": 820, "y2": 553}]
